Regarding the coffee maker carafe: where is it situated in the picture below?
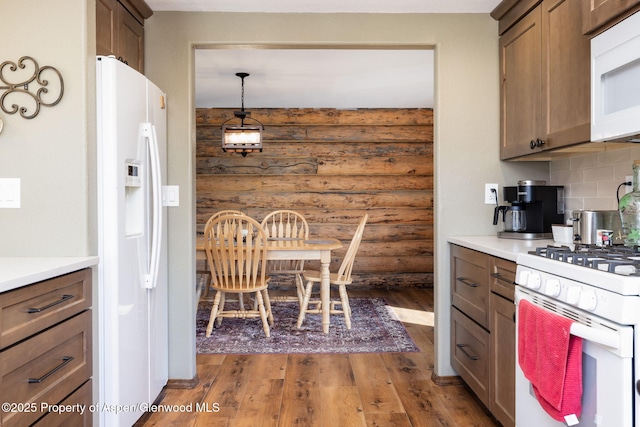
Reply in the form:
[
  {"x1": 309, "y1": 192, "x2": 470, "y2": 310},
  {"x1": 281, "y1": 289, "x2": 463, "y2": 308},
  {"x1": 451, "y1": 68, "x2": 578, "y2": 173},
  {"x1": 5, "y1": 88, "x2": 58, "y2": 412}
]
[
  {"x1": 495, "y1": 180, "x2": 564, "y2": 239},
  {"x1": 494, "y1": 202, "x2": 527, "y2": 232}
]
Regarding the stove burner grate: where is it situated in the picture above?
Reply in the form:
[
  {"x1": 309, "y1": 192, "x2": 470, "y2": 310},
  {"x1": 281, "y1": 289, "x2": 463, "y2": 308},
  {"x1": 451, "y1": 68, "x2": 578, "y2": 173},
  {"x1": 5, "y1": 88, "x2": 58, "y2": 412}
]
[{"x1": 529, "y1": 244, "x2": 640, "y2": 276}]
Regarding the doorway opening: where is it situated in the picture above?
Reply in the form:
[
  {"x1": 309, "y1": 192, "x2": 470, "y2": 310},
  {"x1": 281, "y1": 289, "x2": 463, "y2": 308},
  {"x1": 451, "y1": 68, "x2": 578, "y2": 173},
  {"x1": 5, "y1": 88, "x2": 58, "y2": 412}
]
[{"x1": 193, "y1": 45, "x2": 435, "y2": 301}]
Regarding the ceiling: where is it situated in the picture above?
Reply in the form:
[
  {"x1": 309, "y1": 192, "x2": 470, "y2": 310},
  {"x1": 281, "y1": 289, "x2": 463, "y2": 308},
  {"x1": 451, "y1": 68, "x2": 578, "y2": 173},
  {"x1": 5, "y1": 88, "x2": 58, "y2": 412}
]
[
  {"x1": 148, "y1": 0, "x2": 501, "y2": 109},
  {"x1": 195, "y1": 49, "x2": 434, "y2": 109}
]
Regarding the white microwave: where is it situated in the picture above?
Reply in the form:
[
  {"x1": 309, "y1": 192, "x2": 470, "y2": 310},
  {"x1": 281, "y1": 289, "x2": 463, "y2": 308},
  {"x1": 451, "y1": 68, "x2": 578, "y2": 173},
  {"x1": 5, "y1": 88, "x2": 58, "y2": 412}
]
[{"x1": 591, "y1": 11, "x2": 640, "y2": 142}]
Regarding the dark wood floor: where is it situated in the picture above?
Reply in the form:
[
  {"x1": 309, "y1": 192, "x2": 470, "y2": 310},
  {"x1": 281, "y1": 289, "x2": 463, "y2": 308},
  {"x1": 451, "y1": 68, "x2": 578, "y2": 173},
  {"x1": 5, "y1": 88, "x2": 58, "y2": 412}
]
[{"x1": 137, "y1": 287, "x2": 498, "y2": 426}]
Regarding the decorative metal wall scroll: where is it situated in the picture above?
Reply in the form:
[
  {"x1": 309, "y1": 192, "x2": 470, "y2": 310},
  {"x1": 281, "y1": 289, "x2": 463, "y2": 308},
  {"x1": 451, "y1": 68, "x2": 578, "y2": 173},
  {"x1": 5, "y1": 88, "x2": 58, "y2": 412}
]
[{"x1": 0, "y1": 56, "x2": 64, "y2": 119}]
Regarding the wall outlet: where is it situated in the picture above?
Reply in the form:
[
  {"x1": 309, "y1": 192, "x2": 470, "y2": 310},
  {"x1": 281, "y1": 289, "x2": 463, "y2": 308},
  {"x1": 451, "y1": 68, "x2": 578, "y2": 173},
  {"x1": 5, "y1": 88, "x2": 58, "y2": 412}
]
[{"x1": 485, "y1": 183, "x2": 499, "y2": 205}]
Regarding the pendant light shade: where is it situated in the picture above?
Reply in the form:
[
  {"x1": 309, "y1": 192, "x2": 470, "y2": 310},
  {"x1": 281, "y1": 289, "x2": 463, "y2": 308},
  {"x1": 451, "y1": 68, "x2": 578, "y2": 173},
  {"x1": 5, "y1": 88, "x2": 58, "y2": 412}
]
[{"x1": 221, "y1": 72, "x2": 264, "y2": 157}]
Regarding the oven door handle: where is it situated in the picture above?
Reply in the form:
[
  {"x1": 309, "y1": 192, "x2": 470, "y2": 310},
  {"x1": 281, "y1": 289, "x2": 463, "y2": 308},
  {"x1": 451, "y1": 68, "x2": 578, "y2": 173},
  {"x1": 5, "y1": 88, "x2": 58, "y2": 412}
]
[
  {"x1": 569, "y1": 323, "x2": 620, "y2": 350},
  {"x1": 516, "y1": 292, "x2": 621, "y2": 350}
]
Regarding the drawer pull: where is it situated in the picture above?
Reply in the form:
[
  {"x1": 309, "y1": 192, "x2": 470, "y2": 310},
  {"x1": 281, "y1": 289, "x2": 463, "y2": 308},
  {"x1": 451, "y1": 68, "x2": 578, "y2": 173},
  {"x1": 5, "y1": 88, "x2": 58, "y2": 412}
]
[
  {"x1": 456, "y1": 344, "x2": 479, "y2": 361},
  {"x1": 28, "y1": 356, "x2": 74, "y2": 383},
  {"x1": 28, "y1": 294, "x2": 74, "y2": 313},
  {"x1": 457, "y1": 277, "x2": 478, "y2": 288},
  {"x1": 491, "y1": 272, "x2": 515, "y2": 285}
]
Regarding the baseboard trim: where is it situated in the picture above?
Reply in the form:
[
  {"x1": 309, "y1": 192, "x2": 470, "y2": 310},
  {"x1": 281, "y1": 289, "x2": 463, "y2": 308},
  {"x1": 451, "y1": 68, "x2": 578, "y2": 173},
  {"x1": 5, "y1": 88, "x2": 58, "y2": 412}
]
[
  {"x1": 165, "y1": 374, "x2": 199, "y2": 389},
  {"x1": 431, "y1": 371, "x2": 464, "y2": 386}
]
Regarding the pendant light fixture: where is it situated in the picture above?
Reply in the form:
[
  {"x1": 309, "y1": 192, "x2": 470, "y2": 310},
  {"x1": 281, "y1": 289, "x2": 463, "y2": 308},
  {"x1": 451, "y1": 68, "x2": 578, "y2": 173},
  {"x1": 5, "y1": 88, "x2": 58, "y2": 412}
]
[{"x1": 221, "y1": 72, "x2": 264, "y2": 157}]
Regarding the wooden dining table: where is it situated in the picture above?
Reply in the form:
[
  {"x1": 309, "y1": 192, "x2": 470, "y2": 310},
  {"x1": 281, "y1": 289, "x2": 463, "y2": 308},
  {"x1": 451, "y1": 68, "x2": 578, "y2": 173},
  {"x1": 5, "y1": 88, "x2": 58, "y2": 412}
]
[{"x1": 196, "y1": 236, "x2": 343, "y2": 333}]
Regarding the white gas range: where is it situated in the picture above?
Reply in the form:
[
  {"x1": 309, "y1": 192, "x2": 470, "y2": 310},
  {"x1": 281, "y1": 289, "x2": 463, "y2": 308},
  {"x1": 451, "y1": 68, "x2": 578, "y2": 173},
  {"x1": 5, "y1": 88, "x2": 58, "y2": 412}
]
[{"x1": 515, "y1": 244, "x2": 640, "y2": 427}]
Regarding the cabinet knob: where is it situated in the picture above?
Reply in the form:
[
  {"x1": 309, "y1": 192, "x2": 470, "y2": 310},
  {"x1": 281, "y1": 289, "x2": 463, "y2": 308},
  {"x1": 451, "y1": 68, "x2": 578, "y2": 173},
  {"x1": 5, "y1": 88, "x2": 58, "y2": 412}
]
[
  {"x1": 536, "y1": 138, "x2": 545, "y2": 147},
  {"x1": 530, "y1": 139, "x2": 536, "y2": 149}
]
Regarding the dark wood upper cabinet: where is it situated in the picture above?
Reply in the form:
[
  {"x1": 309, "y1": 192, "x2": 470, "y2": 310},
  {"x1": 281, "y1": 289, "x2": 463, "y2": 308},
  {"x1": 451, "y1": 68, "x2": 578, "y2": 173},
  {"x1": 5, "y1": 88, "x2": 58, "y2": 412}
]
[
  {"x1": 582, "y1": 0, "x2": 640, "y2": 35},
  {"x1": 96, "y1": 0, "x2": 152, "y2": 73},
  {"x1": 498, "y1": 8, "x2": 542, "y2": 160},
  {"x1": 493, "y1": 0, "x2": 591, "y2": 160}
]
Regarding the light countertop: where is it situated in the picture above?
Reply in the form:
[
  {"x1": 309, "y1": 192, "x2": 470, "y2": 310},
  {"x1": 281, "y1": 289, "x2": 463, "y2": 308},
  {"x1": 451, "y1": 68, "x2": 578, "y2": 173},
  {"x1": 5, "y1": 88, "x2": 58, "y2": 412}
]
[
  {"x1": 0, "y1": 257, "x2": 99, "y2": 294},
  {"x1": 447, "y1": 235, "x2": 555, "y2": 261}
]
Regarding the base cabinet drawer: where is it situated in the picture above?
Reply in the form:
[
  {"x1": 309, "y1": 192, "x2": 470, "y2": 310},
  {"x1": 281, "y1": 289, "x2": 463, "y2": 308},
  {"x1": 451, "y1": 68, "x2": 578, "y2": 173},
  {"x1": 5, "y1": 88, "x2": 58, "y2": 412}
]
[
  {"x1": 33, "y1": 379, "x2": 92, "y2": 427},
  {"x1": 490, "y1": 257, "x2": 516, "y2": 300},
  {"x1": 451, "y1": 245, "x2": 490, "y2": 328},
  {"x1": 0, "y1": 269, "x2": 91, "y2": 348},
  {"x1": 0, "y1": 310, "x2": 92, "y2": 427},
  {"x1": 451, "y1": 306, "x2": 490, "y2": 406}
]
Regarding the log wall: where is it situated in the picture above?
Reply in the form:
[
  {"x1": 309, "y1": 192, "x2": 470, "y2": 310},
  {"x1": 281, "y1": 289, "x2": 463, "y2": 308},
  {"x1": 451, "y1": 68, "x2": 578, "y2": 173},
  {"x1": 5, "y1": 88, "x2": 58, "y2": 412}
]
[{"x1": 196, "y1": 108, "x2": 434, "y2": 288}]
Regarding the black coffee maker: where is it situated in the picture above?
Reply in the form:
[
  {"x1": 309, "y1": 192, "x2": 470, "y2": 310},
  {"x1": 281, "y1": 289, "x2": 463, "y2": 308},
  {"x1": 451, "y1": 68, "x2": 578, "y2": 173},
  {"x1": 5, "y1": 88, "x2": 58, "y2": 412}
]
[{"x1": 495, "y1": 180, "x2": 565, "y2": 239}]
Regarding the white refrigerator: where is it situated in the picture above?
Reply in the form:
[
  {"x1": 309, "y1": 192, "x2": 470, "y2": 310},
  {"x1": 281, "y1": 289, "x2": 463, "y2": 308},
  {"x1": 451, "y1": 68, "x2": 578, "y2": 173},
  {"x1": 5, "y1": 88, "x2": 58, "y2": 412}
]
[{"x1": 96, "y1": 56, "x2": 169, "y2": 426}]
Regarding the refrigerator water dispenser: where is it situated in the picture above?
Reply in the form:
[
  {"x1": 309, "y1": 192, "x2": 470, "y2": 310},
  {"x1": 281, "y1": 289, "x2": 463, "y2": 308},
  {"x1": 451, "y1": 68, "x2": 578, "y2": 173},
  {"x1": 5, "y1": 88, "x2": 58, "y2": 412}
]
[{"x1": 125, "y1": 160, "x2": 143, "y2": 236}]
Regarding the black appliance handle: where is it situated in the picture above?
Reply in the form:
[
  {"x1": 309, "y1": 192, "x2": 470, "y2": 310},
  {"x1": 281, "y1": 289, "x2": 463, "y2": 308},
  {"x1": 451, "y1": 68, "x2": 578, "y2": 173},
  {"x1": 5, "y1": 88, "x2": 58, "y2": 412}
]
[{"x1": 493, "y1": 206, "x2": 508, "y2": 225}]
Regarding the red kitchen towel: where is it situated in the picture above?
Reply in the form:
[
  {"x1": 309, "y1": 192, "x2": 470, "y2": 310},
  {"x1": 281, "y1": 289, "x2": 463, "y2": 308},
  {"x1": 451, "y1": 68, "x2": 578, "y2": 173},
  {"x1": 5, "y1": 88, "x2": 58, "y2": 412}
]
[{"x1": 518, "y1": 299, "x2": 583, "y2": 421}]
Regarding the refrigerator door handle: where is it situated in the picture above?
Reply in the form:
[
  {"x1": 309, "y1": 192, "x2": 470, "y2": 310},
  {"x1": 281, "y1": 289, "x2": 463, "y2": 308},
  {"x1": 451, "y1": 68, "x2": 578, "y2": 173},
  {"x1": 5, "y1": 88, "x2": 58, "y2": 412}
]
[{"x1": 142, "y1": 122, "x2": 163, "y2": 289}]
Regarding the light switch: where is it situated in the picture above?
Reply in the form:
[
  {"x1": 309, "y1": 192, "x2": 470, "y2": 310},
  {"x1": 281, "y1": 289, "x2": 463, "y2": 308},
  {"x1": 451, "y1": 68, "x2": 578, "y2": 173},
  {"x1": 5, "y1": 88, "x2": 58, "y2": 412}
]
[
  {"x1": 0, "y1": 178, "x2": 20, "y2": 208},
  {"x1": 162, "y1": 185, "x2": 179, "y2": 207}
]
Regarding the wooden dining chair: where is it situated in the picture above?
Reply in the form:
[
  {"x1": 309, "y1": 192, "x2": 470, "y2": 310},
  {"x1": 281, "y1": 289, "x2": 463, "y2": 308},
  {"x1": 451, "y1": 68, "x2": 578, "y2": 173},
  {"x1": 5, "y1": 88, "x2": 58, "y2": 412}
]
[
  {"x1": 204, "y1": 214, "x2": 273, "y2": 337},
  {"x1": 204, "y1": 209, "x2": 245, "y2": 229},
  {"x1": 261, "y1": 210, "x2": 309, "y2": 303},
  {"x1": 296, "y1": 214, "x2": 368, "y2": 329},
  {"x1": 199, "y1": 210, "x2": 246, "y2": 299}
]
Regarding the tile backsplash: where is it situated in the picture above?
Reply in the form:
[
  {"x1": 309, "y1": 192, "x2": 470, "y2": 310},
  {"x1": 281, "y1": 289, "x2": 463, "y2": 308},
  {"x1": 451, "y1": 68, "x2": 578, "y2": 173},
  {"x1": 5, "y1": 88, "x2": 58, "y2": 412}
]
[{"x1": 550, "y1": 146, "x2": 640, "y2": 218}]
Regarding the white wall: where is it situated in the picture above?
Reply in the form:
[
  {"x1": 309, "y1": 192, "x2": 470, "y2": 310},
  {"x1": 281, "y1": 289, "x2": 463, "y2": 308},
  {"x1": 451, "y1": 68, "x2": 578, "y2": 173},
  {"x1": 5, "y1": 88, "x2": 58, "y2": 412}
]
[
  {"x1": 0, "y1": 0, "x2": 95, "y2": 257},
  {"x1": 144, "y1": 11, "x2": 549, "y2": 380},
  {"x1": 550, "y1": 147, "x2": 640, "y2": 213},
  {"x1": 1, "y1": 1, "x2": 98, "y2": 423}
]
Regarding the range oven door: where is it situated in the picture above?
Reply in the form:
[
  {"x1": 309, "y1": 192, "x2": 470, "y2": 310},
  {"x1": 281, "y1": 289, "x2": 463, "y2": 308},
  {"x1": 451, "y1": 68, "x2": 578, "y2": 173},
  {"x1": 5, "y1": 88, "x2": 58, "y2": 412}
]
[{"x1": 515, "y1": 287, "x2": 634, "y2": 427}]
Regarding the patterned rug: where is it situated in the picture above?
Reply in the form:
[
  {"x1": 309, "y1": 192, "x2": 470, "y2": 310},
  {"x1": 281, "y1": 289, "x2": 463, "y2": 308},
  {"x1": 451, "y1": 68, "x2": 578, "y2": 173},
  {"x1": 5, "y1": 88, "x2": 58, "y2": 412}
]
[{"x1": 196, "y1": 297, "x2": 419, "y2": 354}]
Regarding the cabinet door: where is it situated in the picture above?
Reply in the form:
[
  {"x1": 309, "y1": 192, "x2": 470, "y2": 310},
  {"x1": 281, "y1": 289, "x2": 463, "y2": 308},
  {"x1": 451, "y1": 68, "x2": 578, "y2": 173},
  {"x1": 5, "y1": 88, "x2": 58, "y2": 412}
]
[
  {"x1": 499, "y1": 6, "x2": 543, "y2": 159},
  {"x1": 96, "y1": 0, "x2": 118, "y2": 57},
  {"x1": 490, "y1": 292, "x2": 516, "y2": 427},
  {"x1": 118, "y1": 2, "x2": 144, "y2": 73},
  {"x1": 541, "y1": 0, "x2": 591, "y2": 150},
  {"x1": 582, "y1": 0, "x2": 640, "y2": 35}
]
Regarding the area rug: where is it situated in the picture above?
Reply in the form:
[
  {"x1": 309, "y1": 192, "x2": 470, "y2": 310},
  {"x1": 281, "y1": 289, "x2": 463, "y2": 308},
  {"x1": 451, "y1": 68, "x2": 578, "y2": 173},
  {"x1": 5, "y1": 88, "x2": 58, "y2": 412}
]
[{"x1": 196, "y1": 297, "x2": 419, "y2": 354}]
